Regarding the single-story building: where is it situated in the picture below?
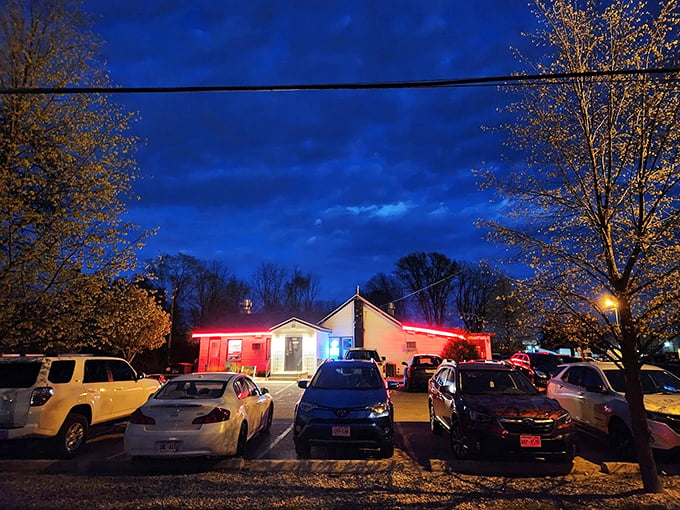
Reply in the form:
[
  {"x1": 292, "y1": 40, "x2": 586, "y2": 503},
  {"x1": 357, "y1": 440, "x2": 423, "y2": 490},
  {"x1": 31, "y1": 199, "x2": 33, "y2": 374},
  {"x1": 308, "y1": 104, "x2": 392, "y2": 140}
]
[{"x1": 191, "y1": 291, "x2": 492, "y2": 378}]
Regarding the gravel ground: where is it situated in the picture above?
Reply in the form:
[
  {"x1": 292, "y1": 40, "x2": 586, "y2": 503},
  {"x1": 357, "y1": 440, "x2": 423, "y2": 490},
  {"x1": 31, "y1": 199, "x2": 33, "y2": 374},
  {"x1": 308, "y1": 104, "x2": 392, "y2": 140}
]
[{"x1": 3, "y1": 451, "x2": 680, "y2": 510}]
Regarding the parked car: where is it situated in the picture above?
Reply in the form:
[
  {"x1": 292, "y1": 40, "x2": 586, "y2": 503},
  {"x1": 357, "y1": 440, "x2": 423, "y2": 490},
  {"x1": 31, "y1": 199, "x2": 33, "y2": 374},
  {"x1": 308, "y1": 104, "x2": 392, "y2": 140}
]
[
  {"x1": 293, "y1": 359, "x2": 399, "y2": 458},
  {"x1": 124, "y1": 372, "x2": 273, "y2": 458},
  {"x1": 344, "y1": 347, "x2": 387, "y2": 373},
  {"x1": 546, "y1": 361, "x2": 680, "y2": 459},
  {"x1": 401, "y1": 354, "x2": 442, "y2": 392},
  {"x1": 507, "y1": 352, "x2": 567, "y2": 391},
  {"x1": 428, "y1": 360, "x2": 575, "y2": 460},
  {"x1": 0, "y1": 354, "x2": 160, "y2": 457}
]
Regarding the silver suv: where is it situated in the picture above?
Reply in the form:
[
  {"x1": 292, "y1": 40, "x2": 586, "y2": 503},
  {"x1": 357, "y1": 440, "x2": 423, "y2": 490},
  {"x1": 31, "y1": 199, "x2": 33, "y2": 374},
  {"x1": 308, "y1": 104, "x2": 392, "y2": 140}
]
[{"x1": 0, "y1": 355, "x2": 160, "y2": 457}]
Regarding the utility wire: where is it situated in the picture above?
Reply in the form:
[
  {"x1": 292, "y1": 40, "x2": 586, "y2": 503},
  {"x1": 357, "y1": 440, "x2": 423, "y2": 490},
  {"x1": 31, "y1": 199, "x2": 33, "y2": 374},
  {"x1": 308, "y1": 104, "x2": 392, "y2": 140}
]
[
  {"x1": 0, "y1": 67, "x2": 678, "y2": 95},
  {"x1": 389, "y1": 273, "x2": 458, "y2": 305}
]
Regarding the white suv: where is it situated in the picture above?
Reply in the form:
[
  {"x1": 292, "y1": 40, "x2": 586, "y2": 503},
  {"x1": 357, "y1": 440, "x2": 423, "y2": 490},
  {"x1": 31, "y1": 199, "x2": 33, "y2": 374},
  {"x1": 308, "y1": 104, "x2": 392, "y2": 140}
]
[{"x1": 0, "y1": 355, "x2": 160, "y2": 457}]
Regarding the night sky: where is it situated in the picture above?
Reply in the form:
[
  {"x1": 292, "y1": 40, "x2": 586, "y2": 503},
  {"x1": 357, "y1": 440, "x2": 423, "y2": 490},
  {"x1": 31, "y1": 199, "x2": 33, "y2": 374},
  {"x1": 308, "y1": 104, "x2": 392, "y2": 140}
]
[{"x1": 82, "y1": 1, "x2": 541, "y2": 301}]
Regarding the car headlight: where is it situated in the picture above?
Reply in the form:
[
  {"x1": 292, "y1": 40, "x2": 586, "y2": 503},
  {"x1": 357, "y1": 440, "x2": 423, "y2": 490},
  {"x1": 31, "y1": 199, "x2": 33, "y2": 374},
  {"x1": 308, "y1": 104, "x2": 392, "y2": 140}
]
[
  {"x1": 468, "y1": 409, "x2": 493, "y2": 423},
  {"x1": 298, "y1": 401, "x2": 320, "y2": 413},
  {"x1": 367, "y1": 401, "x2": 390, "y2": 418}
]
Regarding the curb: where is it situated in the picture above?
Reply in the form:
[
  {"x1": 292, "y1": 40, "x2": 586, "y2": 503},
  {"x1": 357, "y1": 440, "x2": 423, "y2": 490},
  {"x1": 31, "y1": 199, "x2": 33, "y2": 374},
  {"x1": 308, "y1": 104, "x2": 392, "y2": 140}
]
[
  {"x1": 601, "y1": 461, "x2": 640, "y2": 475},
  {"x1": 429, "y1": 456, "x2": 635, "y2": 477},
  {"x1": 0, "y1": 456, "x2": 646, "y2": 477},
  {"x1": 0, "y1": 457, "x2": 399, "y2": 476}
]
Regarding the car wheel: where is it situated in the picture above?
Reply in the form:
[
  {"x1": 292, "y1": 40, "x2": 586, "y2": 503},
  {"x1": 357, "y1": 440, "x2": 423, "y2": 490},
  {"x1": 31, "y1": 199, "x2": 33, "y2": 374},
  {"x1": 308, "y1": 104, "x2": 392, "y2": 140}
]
[
  {"x1": 380, "y1": 444, "x2": 394, "y2": 458},
  {"x1": 263, "y1": 406, "x2": 273, "y2": 434},
  {"x1": 54, "y1": 413, "x2": 88, "y2": 458},
  {"x1": 429, "y1": 401, "x2": 443, "y2": 436},
  {"x1": 609, "y1": 420, "x2": 635, "y2": 461},
  {"x1": 404, "y1": 377, "x2": 411, "y2": 392},
  {"x1": 294, "y1": 439, "x2": 311, "y2": 458},
  {"x1": 449, "y1": 416, "x2": 474, "y2": 459},
  {"x1": 235, "y1": 422, "x2": 248, "y2": 457}
]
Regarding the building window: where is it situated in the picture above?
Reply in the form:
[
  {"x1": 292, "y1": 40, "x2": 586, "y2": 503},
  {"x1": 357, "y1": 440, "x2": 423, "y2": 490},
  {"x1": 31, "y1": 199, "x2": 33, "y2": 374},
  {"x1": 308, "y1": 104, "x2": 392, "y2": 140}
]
[
  {"x1": 406, "y1": 341, "x2": 417, "y2": 351},
  {"x1": 252, "y1": 343, "x2": 261, "y2": 351}
]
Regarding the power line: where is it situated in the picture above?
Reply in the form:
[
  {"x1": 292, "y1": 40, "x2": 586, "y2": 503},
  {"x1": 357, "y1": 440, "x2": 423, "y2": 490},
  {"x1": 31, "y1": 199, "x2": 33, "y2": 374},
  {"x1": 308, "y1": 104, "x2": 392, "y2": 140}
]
[
  {"x1": 390, "y1": 273, "x2": 458, "y2": 305},
  {"x1": 0, "y1": 67, "x2": 678, "y2": 95}
]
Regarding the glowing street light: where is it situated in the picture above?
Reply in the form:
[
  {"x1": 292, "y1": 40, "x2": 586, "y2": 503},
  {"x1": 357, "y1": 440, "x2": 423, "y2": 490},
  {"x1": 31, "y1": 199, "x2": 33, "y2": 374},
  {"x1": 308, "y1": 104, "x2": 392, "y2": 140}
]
[{"x1": 604, "y1": 296, "x2": 620, "y2": 326}]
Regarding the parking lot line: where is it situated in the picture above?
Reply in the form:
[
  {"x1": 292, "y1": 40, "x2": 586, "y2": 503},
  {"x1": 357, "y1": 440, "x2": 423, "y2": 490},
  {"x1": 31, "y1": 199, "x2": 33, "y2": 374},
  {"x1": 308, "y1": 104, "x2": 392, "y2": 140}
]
[{"x1": 256, "y1": 422, "x2": 294, "y2": 459}]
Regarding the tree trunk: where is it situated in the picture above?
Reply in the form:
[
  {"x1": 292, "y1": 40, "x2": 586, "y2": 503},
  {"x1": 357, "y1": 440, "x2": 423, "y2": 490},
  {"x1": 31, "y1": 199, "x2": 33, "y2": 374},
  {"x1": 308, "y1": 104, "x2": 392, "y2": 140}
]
[{"x1": 620, "y1": 318, "x2": 662, "y2": 492}]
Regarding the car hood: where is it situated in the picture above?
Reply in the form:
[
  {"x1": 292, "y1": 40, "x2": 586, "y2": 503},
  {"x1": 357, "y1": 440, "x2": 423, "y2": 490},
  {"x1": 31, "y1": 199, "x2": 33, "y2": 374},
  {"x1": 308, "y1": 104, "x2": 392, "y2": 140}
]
[
  {"x1": 301, "y1": 387, "x2": 388, "y2": 408},
  {"x1": 462, "y1": 394, "x2": 564, "y2": 418},
  {"x1": 643, "y1": 393, "x2": 680, "y2": 414}
]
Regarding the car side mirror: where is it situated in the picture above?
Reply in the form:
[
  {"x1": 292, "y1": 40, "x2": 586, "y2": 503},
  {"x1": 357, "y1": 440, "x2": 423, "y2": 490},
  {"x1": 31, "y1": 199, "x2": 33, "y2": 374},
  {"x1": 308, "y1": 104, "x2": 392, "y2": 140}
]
[
  {"x1": 401, "y1": 361, "x2": 407, "y2": 366},
  {"x1": 260, "y1": 387, "x2": 269, "y2": 394},
  {"x1": 297, "y1": 380, "x2": 309, "y2": 389},
  {"x1": 137, "y1": 372, "x2": 146, "y2": 380},
  {"x1": 387, "y1": 381, "x2": 399, "y2": 390}
]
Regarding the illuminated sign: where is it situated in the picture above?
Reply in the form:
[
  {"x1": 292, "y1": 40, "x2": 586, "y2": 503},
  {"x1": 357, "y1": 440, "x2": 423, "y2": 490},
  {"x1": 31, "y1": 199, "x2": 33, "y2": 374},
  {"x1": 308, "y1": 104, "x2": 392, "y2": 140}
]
[{"x1": 401, "y1": 325, "x2": 466, "y2": 340}]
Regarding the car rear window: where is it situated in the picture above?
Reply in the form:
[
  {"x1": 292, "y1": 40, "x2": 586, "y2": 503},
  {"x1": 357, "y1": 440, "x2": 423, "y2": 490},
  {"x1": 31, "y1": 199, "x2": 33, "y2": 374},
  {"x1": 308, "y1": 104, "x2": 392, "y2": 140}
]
[
  {"x1": 155, "y1": 380, "x2": 227, "y2": 399},
  {"x1": 346, "y1": 350, "x2": 380, "y2": 361},
  {"x1": 414, "y1": 356, "x2": 441, "y2": 367},
  {"x1": 0, "y1": 361, "x2": 42, "y2": 388}
]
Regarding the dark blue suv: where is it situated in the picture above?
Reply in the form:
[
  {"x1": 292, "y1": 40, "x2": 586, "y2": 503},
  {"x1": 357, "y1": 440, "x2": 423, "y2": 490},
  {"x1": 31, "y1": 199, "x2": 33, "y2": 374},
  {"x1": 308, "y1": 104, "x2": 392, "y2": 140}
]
[{"x1": 293, "y1": 359, "x2": 398, "y2": 458}]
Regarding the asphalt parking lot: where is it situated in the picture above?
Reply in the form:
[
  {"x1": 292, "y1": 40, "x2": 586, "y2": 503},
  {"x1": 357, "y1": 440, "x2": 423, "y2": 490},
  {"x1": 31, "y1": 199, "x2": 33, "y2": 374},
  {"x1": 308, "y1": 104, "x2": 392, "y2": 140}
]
[{"x1": 1, "y1": 379, "x2": 678, "y2": 477}]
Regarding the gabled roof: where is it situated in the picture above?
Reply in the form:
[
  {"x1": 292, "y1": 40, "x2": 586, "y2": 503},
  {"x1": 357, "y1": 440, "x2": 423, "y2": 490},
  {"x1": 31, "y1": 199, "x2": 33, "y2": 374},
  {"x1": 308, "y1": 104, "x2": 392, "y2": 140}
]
[
  {"x1": 320, "y1": 292, "x2": 402, "y2": 327},
  {"x1": 270, "y1": 316, "x2": 331, "y2": 333}
]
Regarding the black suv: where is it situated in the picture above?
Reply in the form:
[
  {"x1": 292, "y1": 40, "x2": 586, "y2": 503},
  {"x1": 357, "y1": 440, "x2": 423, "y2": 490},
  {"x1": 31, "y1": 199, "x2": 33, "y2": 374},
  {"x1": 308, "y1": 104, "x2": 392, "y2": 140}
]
[
  {"x1": 293, "y1": 359, "x2": 398, "y2": 458},
  {"x1": 428, "y1": 360, "x2": 575, "y2": 460},
  {"x1": 401, "y1": 354, "x2": 442, "y2": 391}
]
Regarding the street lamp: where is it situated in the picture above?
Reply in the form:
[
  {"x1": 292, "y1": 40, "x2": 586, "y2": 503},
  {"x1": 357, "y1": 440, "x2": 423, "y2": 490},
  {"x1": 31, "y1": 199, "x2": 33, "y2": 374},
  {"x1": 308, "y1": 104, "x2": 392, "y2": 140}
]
[{"x1": 604, "y1": 296, "x2": 620, "y2": 326}]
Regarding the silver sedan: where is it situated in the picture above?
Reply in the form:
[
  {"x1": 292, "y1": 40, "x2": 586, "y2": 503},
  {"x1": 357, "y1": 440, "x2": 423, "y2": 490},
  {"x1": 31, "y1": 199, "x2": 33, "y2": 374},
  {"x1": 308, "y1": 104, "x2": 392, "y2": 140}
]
[{"x1": 124, "y1": 372, "x2": 273, "y2": 458}]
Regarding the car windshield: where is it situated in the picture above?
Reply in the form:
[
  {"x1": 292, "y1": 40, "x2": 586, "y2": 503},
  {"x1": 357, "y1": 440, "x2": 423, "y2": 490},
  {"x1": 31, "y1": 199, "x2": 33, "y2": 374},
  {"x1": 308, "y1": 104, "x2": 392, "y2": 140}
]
[
  {"x1": 310, "y1": 365, "x2": 384, "y2": 390},
  {"x1": 604, "y1": 369, "x2": 680, "y2": 394},
  {"x1": 155, "y1": 380, "x2": 227, "y2": 399},
  {"x1": 460, "y1": 369, "x2": 539, "y2": 396}
]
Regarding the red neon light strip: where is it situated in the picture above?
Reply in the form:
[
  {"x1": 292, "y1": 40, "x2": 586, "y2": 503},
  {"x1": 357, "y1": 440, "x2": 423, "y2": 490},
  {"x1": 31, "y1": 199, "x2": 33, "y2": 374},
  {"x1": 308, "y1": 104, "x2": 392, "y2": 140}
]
[
  {"x1": 401, "y1": 325, "x2": 466, "y2": 339},
  {"x1": 191, "y1": 331, "x2": 271, "y2": 338}
]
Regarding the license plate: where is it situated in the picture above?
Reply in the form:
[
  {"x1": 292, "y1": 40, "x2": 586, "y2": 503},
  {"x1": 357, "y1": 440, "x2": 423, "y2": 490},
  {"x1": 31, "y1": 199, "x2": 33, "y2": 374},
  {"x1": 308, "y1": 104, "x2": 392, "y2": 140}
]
[
  {"x1": 332, "y1": 426, "x2": 350, "y2": 437},
  {"x1": 157, "y1": 440, "x2": 180, "y2": 453},
  {"x1": 520, "y1": 435, "x2": 541, "y2": 448}
]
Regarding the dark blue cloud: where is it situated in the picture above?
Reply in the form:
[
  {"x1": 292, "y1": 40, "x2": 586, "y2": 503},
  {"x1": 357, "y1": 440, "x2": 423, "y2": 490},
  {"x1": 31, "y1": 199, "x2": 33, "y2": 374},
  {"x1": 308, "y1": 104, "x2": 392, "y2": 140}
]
[{"x1": 84, "y1": 1, "x2": 540, "y2": 299}]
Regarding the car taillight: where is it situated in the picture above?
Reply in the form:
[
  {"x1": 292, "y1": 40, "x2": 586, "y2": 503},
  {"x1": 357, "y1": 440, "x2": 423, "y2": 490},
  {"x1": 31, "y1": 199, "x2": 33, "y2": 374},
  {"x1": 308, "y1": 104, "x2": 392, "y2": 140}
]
[
  {"x1": 129, "y1": 408, "x2": 156, "y2": 425},
  {"x1": 192, "y1": 407, "x2": 230, "y2": 424},
  {"x1": 30, "y1": 387, "x2": 54, "y2": 406}
]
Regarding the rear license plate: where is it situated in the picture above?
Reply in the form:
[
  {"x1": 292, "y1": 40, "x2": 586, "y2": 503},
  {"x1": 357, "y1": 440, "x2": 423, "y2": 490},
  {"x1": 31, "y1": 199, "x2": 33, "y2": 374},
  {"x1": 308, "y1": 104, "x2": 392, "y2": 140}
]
[
  {"x1": 332, "y1": 426, "x2": 350, "y2": 437},
  {"x1": 520, "y1": 435, "x2": 541, "y2": 448},
  {"x1": 157, "y1": 440, "x2": 180, "y2": 453}
]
